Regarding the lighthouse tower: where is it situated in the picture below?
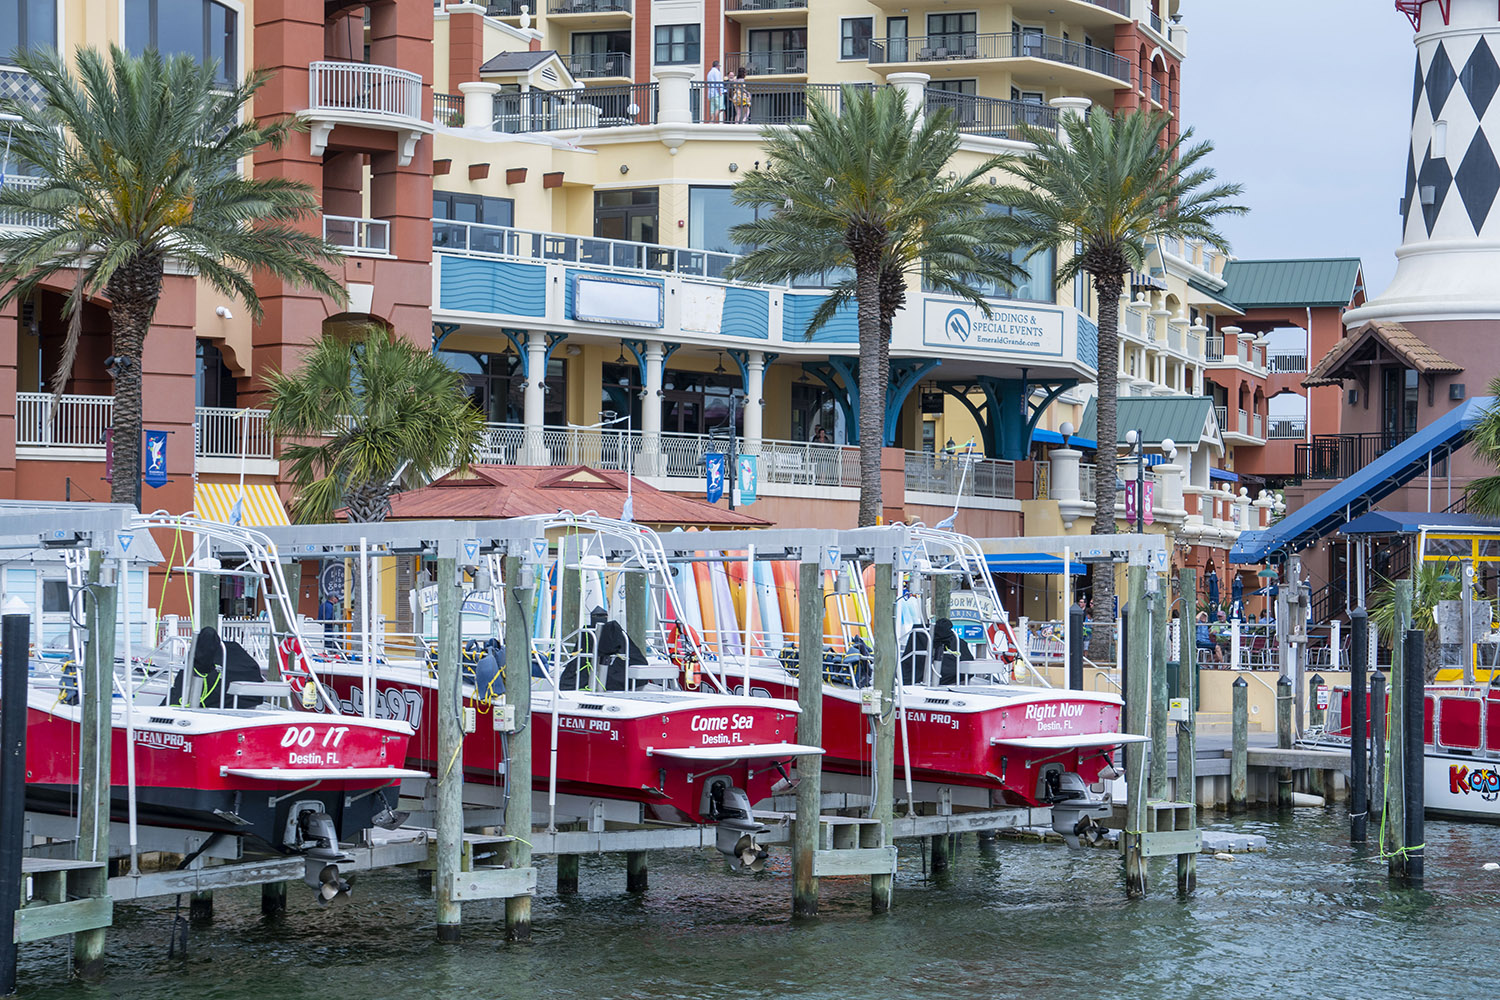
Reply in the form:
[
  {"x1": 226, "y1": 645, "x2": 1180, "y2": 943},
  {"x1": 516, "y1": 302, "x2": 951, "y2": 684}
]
[{"x1": 1346, "y1": 0, "x2": 1500, "y2": 325}]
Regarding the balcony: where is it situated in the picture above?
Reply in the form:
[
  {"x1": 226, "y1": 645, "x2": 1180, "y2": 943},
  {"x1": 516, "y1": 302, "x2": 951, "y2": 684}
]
[
  {"x1": 1214, "y1": 404, "x2": 1227, "y2": 432},
  {"x1": 868, "y1": 32, "x2": 1131, "y2": 84},
  {"x1": 563, "y1": 51, "x2": 631, "y2": 80},
  {"x1": 903, "y1": 449, "x2": 1017, "y2": 502},
  {"x1": 16, "y1": 396, "x2": 276, "y2": 468},
  {"x1": 724, "y1": 49, "x2": 807, "y2": 76},
  {"x1": 323, "y1": 215, "x2": 390, "y2": 256},
  {"x1": 434, "y1": 221, "x2": 741, "y2": 279},
  {"x1": 1205, "y1": 335, "x2": 1224, "y2": 362},
  {"x1": 434, "y1": 92, "x2": 464, "y2": 126},
  {"x1": 1295, "y1": 432, "x2": 1410, "y2": 480},
  {"x1": 1267, "y1": 417, "x2": 1307, "y2": 440},
  {"x1": 1268, "y1": 352, "x2": 1308, "y2": 374},
  {"x1": 549, "y1": 0, "x2": 631, "y2": 13},
  {"x1": 725, "y1": 0, "x2": 806, "y2": 10},
  {"x1": 306, "y1": 60, "x2": 431, "y2": 164},
  {"x1": 493, "y1": 83, "x2": 656, "y2": 132},
  {"x1": 1150, "y1": 77, "x2": 1162, "y2": 105},
  {"x1": 691, "y1": 81, "x2": 868, "y2": 125},
  {"x1": 0, "y1": 174, "x2": 45, "y2": 229},
  {"x1": 924, "y1": 90, "x2": 1060, "y2": 139},
  {"x1": 725, "y1": 0, "x2": 808, "y2": 24}
]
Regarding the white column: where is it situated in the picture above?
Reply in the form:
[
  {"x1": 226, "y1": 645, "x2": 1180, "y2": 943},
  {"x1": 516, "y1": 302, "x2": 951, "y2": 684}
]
[
  {"x1": 655, "y1": 68, "x2": 695, "y2": 125},
  {"x1": 743, "y1": 351, "x2": 765, "y2": 455},
  {"x1": 458, "y1": 82, "x2": 501, "y2": 130},
  {"x1": 1152, "y1": 461, "x2": 1185, "y2": 527},
  {"x1": 523, "y1": 331, "x2": 547, "y2": 464},
  {"x1": 642, "y1": 341, "x2": 664, "y2": 476},
  {"x1": 886, "y1": 72, "x2": 931, "y2": 119}
]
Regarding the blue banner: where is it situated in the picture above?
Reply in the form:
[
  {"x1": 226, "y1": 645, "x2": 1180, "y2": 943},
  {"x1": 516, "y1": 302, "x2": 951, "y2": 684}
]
[
  {"x1": 736, "y1": 454, "x2": 758, "y2": 505},
  {"x1": 143, "y1": 430, "x2": 168, "y2": 488},
  {"x1": 705, "y1": 452, "x2": 725, "y2": 505}
]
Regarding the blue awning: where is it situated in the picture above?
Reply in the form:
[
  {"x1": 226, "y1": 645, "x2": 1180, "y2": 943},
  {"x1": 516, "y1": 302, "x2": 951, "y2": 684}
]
[
  {"x1": 1230, "y1": 396, "x2": 1494, "y2": 564},
  {"x1": 1031, "y1": 427, "x2": 1099, "y2": 450},
  {"x1": 1340, "y1": 511, "x2": 1500, "y2": 536},
  {"x1": 1210, "y1": 468, "x2": 1239, "y2": 482},
  {"x1": 985, "y1": 553, "x2": 1088, "y2": 575}
]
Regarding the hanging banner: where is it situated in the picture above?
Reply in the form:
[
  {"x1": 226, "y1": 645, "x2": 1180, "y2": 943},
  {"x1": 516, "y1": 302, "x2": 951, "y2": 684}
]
[
  {"x1": 736, "y1": 454, "x2": 758, "y2": 506},
  {"x1": 705, "y1": 452, "x2": 726, "y2": 505},
  {"x1": 143, "y1": 429, "x2": 168, "y2": 488},
  {"x1": 1124, "y1": 480, "x2": 1155, "y2": 525}
]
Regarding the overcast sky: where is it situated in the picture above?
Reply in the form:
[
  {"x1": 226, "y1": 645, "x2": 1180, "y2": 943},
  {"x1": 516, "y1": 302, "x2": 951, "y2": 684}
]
[{"x1": 1182, "y1": 0, "x2": 1414, "y2": 299}]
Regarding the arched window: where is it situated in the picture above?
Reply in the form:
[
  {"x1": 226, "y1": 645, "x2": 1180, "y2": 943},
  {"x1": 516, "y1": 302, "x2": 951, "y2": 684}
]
[
  {"x1": 125, "y1": 0, "x2": 238, "y2": 82},
  {"x1": 0, "y1": 1, "x2": 57, "y2": 61}
]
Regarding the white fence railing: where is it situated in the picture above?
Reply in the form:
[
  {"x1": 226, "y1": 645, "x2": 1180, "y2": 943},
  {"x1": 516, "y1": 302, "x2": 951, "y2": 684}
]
[
  {"x1": 324, "y1": 214, "x2": 390, "y2": 255},
  {"x1": 195, "y1": 407, "x2": 275, "y2": 460},
  {"x1": 1267, "y1": 417, "x2": 1306, "y2": 440},
  {"x1": 16, "y1": 392, "x2": 112, "y2": 448},
  {"x1": 0, "y1": 173, "x2": 45, "y2": 228},
  {"x1": 1205, "y1": 335, "x2": 1224, "y2": 361},
  {"x1": 309, "y1": 60, "x2": 423, "y2": 120},
  {"x1": 434, "y1": 220, "x2": 744, "y2": 281},
  {"x1": 903, "y1": 449, "x2": 1016, "y2": 500},
  {"x1": 1214, "y1": 404, "x2": 1227, "y2": 432}
]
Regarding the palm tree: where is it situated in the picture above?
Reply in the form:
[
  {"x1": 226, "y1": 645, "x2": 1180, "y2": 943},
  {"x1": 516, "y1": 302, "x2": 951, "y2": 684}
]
[
  {"x1": 265, "y1": 327, "x2": 485, "y2": 524},
  {"x1": 0, "y1": 44, "x2": 344, "y2": 508},
  {"x1": 1465, "y1": 377, "x2": 1500, "y2": 515},
  {"x1": 997, "y1": 107, "x2": 1245, "y2": 657},
  {"x1": 1369, "y1": 563, "x2": 1460, "y2": 681},
  {"x1": 725, "y1": 85, "x2": 1025, "y2": 526}
]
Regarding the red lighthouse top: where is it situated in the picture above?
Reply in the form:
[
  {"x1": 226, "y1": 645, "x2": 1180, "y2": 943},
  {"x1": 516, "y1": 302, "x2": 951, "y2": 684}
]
[{"x1": 1395, "y1": 0, "x2": 1451, "y2": 31}]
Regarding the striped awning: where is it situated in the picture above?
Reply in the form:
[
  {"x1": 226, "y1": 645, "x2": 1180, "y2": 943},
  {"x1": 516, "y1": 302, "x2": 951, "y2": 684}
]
[{"x1": 193, "y1": 482, "x2": 290, "y2": 527}]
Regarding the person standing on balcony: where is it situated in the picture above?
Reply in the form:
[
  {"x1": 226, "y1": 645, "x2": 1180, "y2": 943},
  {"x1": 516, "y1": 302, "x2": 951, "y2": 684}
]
[
  {"x1": 812, "y1": 426, "x2": 829, "y2": 444},
  {"x1": 731, "y1": 66, "x2": 752, "y2": 124},
  {"x1": 705, "y1": 60, "x2": 724, "y2": 123}
]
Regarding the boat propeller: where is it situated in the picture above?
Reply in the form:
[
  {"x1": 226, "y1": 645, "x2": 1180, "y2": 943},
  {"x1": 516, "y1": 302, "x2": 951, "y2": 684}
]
[
  {"x1": 710, "y1": 783, "x2": 769, "y2": 873},
  {"x1": 294, "y1": 808, "x2": 355, "y2": 903}
]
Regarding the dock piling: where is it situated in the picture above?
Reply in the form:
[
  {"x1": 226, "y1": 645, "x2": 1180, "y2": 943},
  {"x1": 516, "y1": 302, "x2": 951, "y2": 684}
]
[
  {"x1": 1230, "y1": 674, "x2": 1247, "y2": 812},
  {"x1": 868, "y1": 560, "x2": 896, "y2": 914},
  {"x1": 1371, "y1": 670, "x2": 1387, "y2": 824},
  {"x1": 260, "y1": 881, "x2": 287, "y2": 917},
  {"x1": 503, "y1": 553, "x2": 534, "y2": 941},
  {"x1": 1350, "y1": 608, "x2": 1369, "y2": 843},
  {"x1": 74, "y1": 551, "x2": 115, "y2": 978},
  {"x1": 1276, "y1": 675, "x2": 1293, "y2": 810},
  {"x1": 556, "y1": 855, "x2": 579, "y2": 894},
  {"x1": 1067, "y1": 604, "x2": 1085, "y2": 690},
  {"x1": 2, "y1": 612, "x2": 29, "y2": 995},
  {"x1": 625, "y1": 852, "x2": 648, "y2": 893},
  {"x1": 1149, "y1": 584, "x2": 1169, "y2": 801},
  {"x1": 791, "y1": 559, "x2": 822, "y2": 918},
  {"x1": 1386, "y1": 582, "x2": 1411, "y2": 877},
  {"x1": 189, "y1": 892, "x2": 213, "y2": 923},
  {"x1": 1123, "y1": 566, "x2": 1149, "y2": 899},
  {"x1": 434, "y1": 554, "x2": 463, "y2": 942},
  {"x1": 1402, "y1": 628, "x2": 1425, "y2": 884},
  {"x1": 1175, "y1": 569, "x2": 1197, "y2": 895}
]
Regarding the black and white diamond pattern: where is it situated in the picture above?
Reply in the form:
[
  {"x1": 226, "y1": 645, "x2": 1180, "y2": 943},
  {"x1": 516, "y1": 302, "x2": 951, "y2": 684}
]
[{"x1": 1405, "y1": 31, "x2": 1500, "y2": 241}]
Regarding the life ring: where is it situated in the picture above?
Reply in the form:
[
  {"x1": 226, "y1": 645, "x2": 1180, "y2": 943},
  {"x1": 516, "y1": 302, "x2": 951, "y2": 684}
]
[
  {"x1": 668, "y1": 623, "x2": 701, "y2": 689},
  {"x1": 276, "y1": 635, "x2": 312, "y2": 696},
  {"x1": 986, "y1": 623, "x2": 1018, "y2": 662}
]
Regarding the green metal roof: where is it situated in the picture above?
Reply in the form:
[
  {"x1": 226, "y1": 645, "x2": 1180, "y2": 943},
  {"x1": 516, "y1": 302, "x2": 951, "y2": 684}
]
[
  {"x1": 1218, "y1": 258, "x2": 1364, "y2": 309},
  {"x1": 1187, "y1": 277, "x2": 1244, "y2": 314},
  {"x1": 1077, "y1": 395, "x2": 1218, "y2": 447}
]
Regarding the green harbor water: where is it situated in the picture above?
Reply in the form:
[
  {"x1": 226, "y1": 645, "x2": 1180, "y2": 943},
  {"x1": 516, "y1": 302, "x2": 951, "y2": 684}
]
[{"x1": 15, "y1": 808, "x2": 1500, "y2": 1000}]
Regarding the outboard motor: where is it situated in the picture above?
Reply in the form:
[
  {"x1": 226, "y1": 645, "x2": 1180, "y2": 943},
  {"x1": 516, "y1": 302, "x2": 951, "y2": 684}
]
[
  {"x1": 1039, "y1": 765, "x2": 1112, "y2": 849},
  {"x1": 291, "y1": 806, "x2": 354, "y2": 902},
  {"x1": 709, "y1": 780, "x2": 768, "y2": 872}
]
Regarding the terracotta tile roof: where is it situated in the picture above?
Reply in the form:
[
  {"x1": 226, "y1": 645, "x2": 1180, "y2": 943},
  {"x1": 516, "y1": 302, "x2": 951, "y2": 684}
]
[
  {"x1": 382, "y1": 465, "x2": 769, "y2": 528},
  {"x1": 1304, "y1": 321, "x2": 1464, "y2": 387}
]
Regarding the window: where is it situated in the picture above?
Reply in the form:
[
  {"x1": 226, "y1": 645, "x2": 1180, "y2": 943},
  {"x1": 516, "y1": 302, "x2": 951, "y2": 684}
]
[
  {"x1": 840, "y1": 18, "x2": 872, "y2": 60},
  {"x1": 595, "y1": 188, "x2": 658, "y2": 244},
  {"x1": 940, "y1": 205, "x2": 1054, "y2": 303},
  {"x1": 195, "y1": 339, "x2": 236, "y2": 408},
  {"x1": 884, "y1": 17, "x2": 907, "y2": 62},
  {"x1": 688, "y1": 186, "x2": 758, "y2": 256},
  {"x1": 928, "y1": 12, "x2": 976, "y2": 54},
  {"x1": 1011, "y1": 21, "x2": 1044, "y2": 58},
  {"x1": 126, "y1": 0, "x2": 237, "y2": 81},
  {"x1": 569, "y1": 31, "x2": 630, "y2": 77},
  {"x1": 0, "y1": 1, "x2": 56, "y2": 61},
  {"x1": 930, "y1": 79, "x2": 977, "y2": 96},
  {"x1": 433, "y1": 192, "x2": 515, "y2": 251},
  {"x1": 654, "y1": 24, "x2": 700, "y2": 65},
  {"x1": 747, "y1": 28, "x2": 807, "y2": 74},
  {"x1": 438, "y1": 350, "x2": 565, "y2": 427}
]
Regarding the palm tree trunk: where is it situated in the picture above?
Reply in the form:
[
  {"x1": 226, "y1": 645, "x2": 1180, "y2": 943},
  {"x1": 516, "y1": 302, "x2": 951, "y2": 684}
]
[
  {"x1": 1088, "y1": 271, "x2": 1124, "y2": 661},
  {"x1": 855, "y1": 246, "x2": 884, "y2": 527},
  {"x1": 105, "y1": 254, "x2": 165, "y2": 510}
]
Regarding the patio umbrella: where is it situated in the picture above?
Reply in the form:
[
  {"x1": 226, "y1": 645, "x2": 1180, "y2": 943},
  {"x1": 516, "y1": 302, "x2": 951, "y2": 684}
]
[
  {"x1": 1231, "y1": 574, "x2": 1244, "y2": 620},
  {"x1": 1207, "y1": 571, "x2": 1220, "y2": 619}
]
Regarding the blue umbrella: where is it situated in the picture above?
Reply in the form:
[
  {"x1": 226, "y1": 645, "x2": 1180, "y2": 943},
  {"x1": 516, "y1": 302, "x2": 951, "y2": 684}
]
[{"x1": 1208, "y1": 571, "x2": 1220, "y2": 619}]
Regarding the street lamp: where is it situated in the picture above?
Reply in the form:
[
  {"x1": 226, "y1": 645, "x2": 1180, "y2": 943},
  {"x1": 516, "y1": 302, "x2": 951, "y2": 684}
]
[{"x1": 707, "y1": 387, "x2": 747, "y2": 511}]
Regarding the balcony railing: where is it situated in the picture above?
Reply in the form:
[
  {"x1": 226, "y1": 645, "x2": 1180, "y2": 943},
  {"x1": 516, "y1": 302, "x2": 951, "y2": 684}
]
[
  {"x1": 924, "y1": 89, "x2": 1060, "y2": 138},
  {"x1": 1214, "y1": 405, "x2": 1228, "y2": 432},
  {"x1": 1205, "y1": 335, "x2": 1224, "y2": 361},
  {"x1": 478, "y1": 423, "x2": 860, "y2": 487},
  {"x1": 1253, "y1": 411, "x2": 1264, "y2": 439},
  {"x1": 323, "y1": 215, "x2": 390, "y2": 256},
  {"x1": 435, "y1": 221, "x2": 743, "y2": 280},
  {"x1": 1149, "y1": 8, "x2": 1163, "y2": 31},
  {"x1": 494, "y1": 83, "x2": 657, "y2": 132},
  {"x1": 1268, "y1": 353, "x2": 1307, "y2": 374},
  {"x1": 1088, "y1": 0, "x2": 1131, "y2": 13},
  {"x1": 869, "y1": 32, "x2": 1131, "y2": 82},
  {"x1": 1295, "y1": 431, "x2": 1411, "y2": 480},
  {"x1": 0, "y1": 173, "x2": 45, "y2": 228},
  {"x1": 1034, "y1": 461, "x2": 1097, "y2": 501},
  {"x1": 1150, "y1": 77, "x2": 1162, "y2": 104},
  {"x1": 196, "y1": 407, "x2": 275, "y2": 460},
  {"x1": 309, "y1": 61, "x2": 423, "y2": 121},
  {"x1": 724, "y1": 49, "x2": 808, "y2": 76},
  {"x1": 473, "y1": 1, "x2": 530, "y2": 14},
  {"x1": 434, "y1": 92, "x2": 464, "y2": 126},
  {"x1": 903, "y1": 449, "x2": 1016, "y2": 500},
  {"x1": 1267, "y1": 417, "x2": 1307, "y2": 440},
  {"x1": 563, "y1": 51, "x2": 630, "y2": 79},
  {"x1": 691, "y1": 81, "x2": 866, "y2": 125},
  {"x1": 725, "y1": 0, "x2": 807, "y2": 9},
  {"x1": 16, "y1": 393, "x2": 112, "y2": 449},
  {"x1": 549, "y1": 0, "x2": 631, "y2": 12}
]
